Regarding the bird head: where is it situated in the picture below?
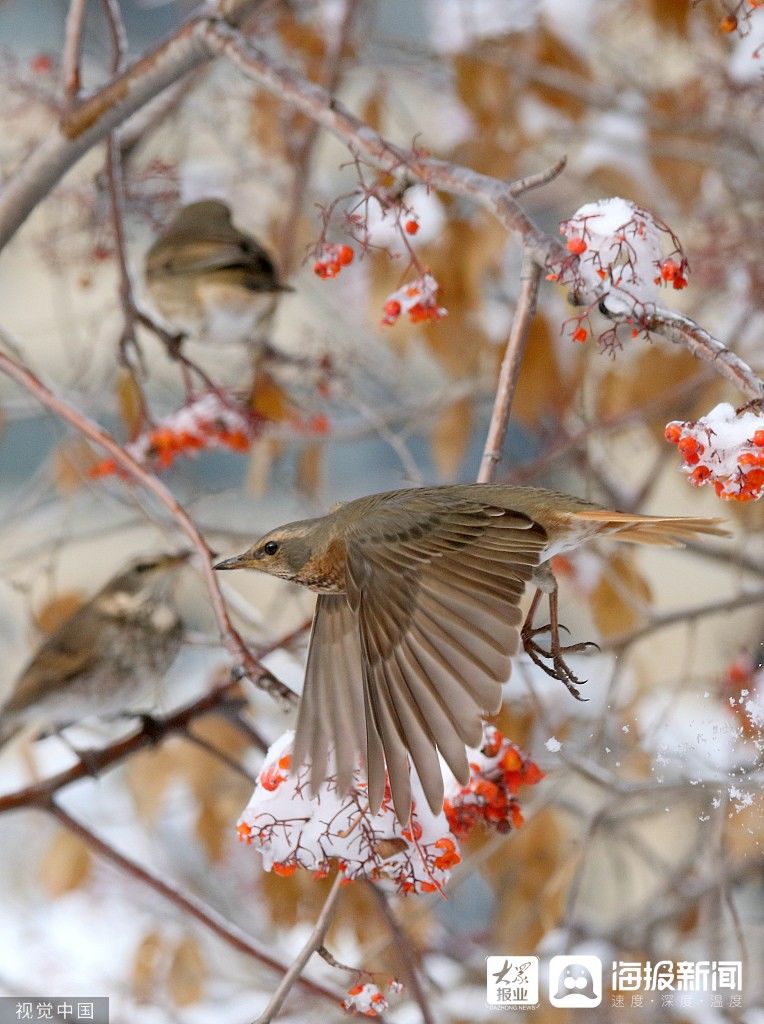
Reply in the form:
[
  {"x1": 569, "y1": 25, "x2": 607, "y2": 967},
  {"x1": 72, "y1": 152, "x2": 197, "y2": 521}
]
[
  {"x1": 214, "y1": 522, "x2": 316, "y2": 584},
  {"x1": 108, "y1": 551, "x2": 191, "y2": 598}
]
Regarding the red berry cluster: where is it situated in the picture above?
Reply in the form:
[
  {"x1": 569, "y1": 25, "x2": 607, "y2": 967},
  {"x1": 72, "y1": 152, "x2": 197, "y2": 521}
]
[
  {"x1": 313, "y1": 243, "x2": 354, "y2": 278},
  {"x1": 654, "y1": 257, "x2": 688, "y2": 290},
  {"x1": 380, "y1": 273, "x2": 447, "y2": 326},
  {"x1": 665, "y1": 413, "x2": 764, "y2": 501},
  {"x1": 343, "y1": 981, "x2": 389, "y2": 1017},
  {"x1": 443, "y1": 728, "x2": 544, "y2": 837}
]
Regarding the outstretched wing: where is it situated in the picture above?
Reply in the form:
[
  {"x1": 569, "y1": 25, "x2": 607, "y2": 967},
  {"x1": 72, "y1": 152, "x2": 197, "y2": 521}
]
[{"x1": 295, "y1": 494, "x2": 546, "y2": 823}]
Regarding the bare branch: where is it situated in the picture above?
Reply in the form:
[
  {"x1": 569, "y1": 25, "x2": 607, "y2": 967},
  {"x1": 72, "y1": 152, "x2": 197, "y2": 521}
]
[
  {"x1": 0, "y1": 0, "x2": 262, "y2": 250},
  {"x1": 606, "y1": 306, "x2": 764, "y2": 402},
  {"x1": 253, "y1": 873, "x2": 344, "y2": 1024},
  {"x1": 601, "y1": 587, "x2": 764, "y2": 651},
  {"x1": 0, "y1": 12, "x2": 758, "y2": 402},
  {"x1": 62, "y1": 0, "x2": 88, "y2": 101},
  {"x1": 367, "y1": 883, "x2": 436, "y2": 1024},
  {"x1": 0, "y1": 340, "x2": 295, "y2": 705},
  {"x1": 0, "y1": 672, "x2": 240, "y2": 814},
  {"x1": 509, "y1": 154, "x2": 568, "y2": 196},
  {"x1": 278, "y1": 0, "x2": 362, "y2": 273},
  {"x1": 477, "y1": 255, "x2": 542, "y2": 482},
  {"x1": 47, "y1": 802, "x2": 341, "y2": 1006}
]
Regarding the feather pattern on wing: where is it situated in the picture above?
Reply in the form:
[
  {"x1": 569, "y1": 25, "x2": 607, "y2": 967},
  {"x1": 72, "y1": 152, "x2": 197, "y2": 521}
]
[{"x1": 296, "y1": 493, "x2": 547, "y2": 821}]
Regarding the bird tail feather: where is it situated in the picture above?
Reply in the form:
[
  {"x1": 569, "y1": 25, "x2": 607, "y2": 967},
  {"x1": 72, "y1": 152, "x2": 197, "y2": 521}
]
[{"x1": 571, "y1": 511, "x2": 729, "y2": 547}]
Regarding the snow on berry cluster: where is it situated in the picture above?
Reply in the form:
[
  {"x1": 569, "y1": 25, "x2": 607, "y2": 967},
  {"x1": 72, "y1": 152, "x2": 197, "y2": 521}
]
[
  {"x1": 342, "y1": 981, "x2": 397, "y2": 1018},
  {"x1": 665, "y1": 401, "x2": 764, "y2": 501},
  {"x1": 236, "y1": 727, "x2": 543, "y2": 893},
  {"x1": 91, "y1": 391, "x2": 255, "y2": 476},
  {"x1": 443, "y1": 725, "x2": 544, "y2": 836},
  {"x1": 380, "y1": 272, "x2": 447, "y2": 327},
  {"x1": 313, "y1": 243, "x2": 355, "y2": 278},
  {"x1": 90, "y1": 390, "x2": 328, "y2": 476},
  {"x1": 547, "y1": 197, "x2": 688, "y2": 344},
  {"x1": 236, "y1": 730, "x2": 460, "y2": 894}
]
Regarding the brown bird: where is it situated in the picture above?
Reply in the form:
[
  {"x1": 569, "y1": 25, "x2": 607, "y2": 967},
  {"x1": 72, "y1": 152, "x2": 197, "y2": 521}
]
[
  {"x1": 0, "y1": 553, "x2": 189, "y2": 748},
  {"x1": 145, "y1": 199, "x2": 292, "y2": 344},
  {"x1": 215, "y1": 485, "x2": 727, "y2": 822}
]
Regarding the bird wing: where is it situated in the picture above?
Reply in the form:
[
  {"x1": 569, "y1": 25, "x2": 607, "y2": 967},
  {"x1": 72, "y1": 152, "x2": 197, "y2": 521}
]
[
  {"x1": 3, "y1": 612, "x2": 101, "y2": 716},
  {"x1": 147, "y1": 238, "x2": 274, "y2": 278},
  {"x1": 297, "y1": 494, "x2": 547, "y2": 823},
  {"x1": 294, "y1": 594, "x2": 367, "y2": 797}
]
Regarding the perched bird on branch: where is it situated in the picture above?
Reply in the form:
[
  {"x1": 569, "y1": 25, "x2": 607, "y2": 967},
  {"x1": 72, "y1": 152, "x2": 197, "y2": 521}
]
[
  {"x1": 0, "y1": 552, "x2": 189, "y2": 749},
  {"x1": 215, "y1": 485, "x2": 727, "y2": 823},
  {"x1": 145, "y1": 199, "x2": 292, "y2": 345}
]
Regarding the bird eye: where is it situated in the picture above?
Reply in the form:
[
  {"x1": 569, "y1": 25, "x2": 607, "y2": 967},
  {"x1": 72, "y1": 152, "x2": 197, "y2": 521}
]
[{"x1": 263, "y1": 541, "x2": 279, "y2": 556}]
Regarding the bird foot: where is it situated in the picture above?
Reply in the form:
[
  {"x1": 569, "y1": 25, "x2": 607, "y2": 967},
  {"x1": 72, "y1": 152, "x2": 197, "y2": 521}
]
[{"x1": 521, "y1": 622, "x2": 598, "y2": 701}]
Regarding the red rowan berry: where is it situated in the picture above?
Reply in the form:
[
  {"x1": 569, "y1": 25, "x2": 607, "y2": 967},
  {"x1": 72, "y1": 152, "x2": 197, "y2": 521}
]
[{"x1": 566, "y1": 236, "x2": 587, "y2": 255}]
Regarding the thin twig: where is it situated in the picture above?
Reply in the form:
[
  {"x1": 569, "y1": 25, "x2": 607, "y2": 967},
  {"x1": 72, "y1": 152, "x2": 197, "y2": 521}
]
[
  {"x1": 253, "y1": 873, "x2": 344, "y2": 1024},
  {"x1": 509, "y1": 154, "x2": 567, "y2": 196},
  {"x1": 477, "y1": 254, "x2": 542, "y2": 483},
  {"x1": 601, "y1": 587, "x2": 764, "y2": 651},
  {"x1": 0, "y1": 672, "x2": 237, "y2": 814},
  {"x1": 606, "y1": 306, "x2": 764, "y2": 402},
  {"x1": 367, "y1": 883, "x2": 436, "y2": 1024},
  {"x1": 46, "y1": 802, "x2": 341, "y2": 1005},
  {"x1": 62, "y1": 0, "x2": 88, "y2": 102},
  {"x1": 278, "y1": 0, "x2": 361, "y2": 273},
  {"x1": 181, "y1": 728, "x2": 258, "y2": 783},
  {"x1": 0, "y1": 341, "x2": 295, "y2": 705}
]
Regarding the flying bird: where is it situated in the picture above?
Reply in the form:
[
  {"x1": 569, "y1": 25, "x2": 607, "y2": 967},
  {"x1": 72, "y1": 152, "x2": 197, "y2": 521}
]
[{"x1": 215, "y1": 485, "x2": 726, "y2": 822}]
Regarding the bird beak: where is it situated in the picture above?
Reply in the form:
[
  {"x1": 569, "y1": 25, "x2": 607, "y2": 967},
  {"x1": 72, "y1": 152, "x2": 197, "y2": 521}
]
[{"x1": 213, "y1": 551, "x2": 250, "y2": 571}]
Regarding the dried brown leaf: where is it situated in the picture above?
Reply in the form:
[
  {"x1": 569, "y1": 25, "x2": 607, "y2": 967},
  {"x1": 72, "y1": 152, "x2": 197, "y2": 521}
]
[
  {"x1": 168, "y1": 936, "x2": 206, "y2": 1007},
  {"x1": 39, "y1": 829, "x2": 91, "y2": 896},
  {"x1": 296, "y1": 441, "x2": 322, "y2": 499},
  {"x1": 132, "y1": 930, "x2": 164, "y2": 1002},
  {"x1": 251, "y1": 370, "x2": 291, "y2": 423},
  {"x1": 52, "y1": 438, "x2": 101, "y2": 494},
  {"x1": 115, "y1": 368, "x2": 144, "y2": 442},
  {"x1": 591, "y1": 552, "x2": 652, "y2": 637},
  {"x1": 510, "y1": 313, "x2": 573, "y2": 426},
  {"x1": 430, "y1": 397, "x2": 473, "y2": 479}
]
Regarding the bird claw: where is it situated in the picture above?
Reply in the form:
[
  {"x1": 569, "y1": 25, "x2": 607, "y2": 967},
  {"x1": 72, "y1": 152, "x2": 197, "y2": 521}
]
[{"x1": 521, "y1": 622, "x2": 594, "y2": 701}]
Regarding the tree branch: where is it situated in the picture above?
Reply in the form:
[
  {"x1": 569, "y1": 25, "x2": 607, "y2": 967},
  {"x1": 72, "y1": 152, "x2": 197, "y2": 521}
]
[
  {"x1": 367, "y1": 883, "x2": 436, "y2": 1024},
  {"x1": 253, "y1": 873, "x2": 344, "y2": 1024},
  {"x1": 600, "y1": 587, "x2": 764, "y2": 651},
  {"x1": 46, "y1": 801, "x2": 341, "y2": 1006},
  {"x1": 62, "y1": 0, "x2": 88, "y2": 102},
  {"x1": 0, "y1": 0, "x2": 262, "y2": 250},
  {"x1": 477, "y1": 255, "x2": 542, "y2": 482},
  {"x1": 0, "y1": 341, "x2": 295, "y2": 705},
  {"x1": 0, "y1": 12, "x2": 758, "y2": 402}
]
